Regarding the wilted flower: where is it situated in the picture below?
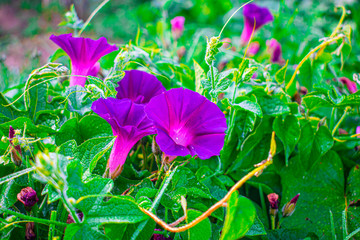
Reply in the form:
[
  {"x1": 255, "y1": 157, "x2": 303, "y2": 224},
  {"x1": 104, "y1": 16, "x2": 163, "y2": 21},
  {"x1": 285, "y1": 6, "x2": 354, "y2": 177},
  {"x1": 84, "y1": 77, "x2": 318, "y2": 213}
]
[
  {"x1": 25, "y1": 222, "x2": 36, "y2": 240},
  {"x1": 8, "y1": 126, "x2": 22, "y2": 166},
  {"x1": 145, "y1": 88, "x2": 227, "y2": 159},
  {"x1": 267, "y1": 193, "x2": 279, "y2": 216},
  {"x1": 240, "y1": 3, "x2": 273, "y2": 45},
  {"x1": 247, "y1": 41, "x2": 260, "y2": 56},
  {"x1": 267, "y1": 39, "x2": 285, "y2": 64},
  {"x1": 282, "y1": 193, "x2": 300, "y2": 217},
  {"x1": 339, "y1": 77, "x2": 357, "y2": 94},
  {"x1": 116, "y1": 70, "x2": 165, "y2": 104},
  {"x1": 50, "y1": 33, "x2": 118, "y2": 87},
  {"x1": 171, "y1": 16, "x2": 185, "y2": 40},
  {"x1": 92, "y1": 98, "x2": 156, "y2": 179},
  {"x1": 17, "y1": 187, "x2": 39, "y2": 211}
]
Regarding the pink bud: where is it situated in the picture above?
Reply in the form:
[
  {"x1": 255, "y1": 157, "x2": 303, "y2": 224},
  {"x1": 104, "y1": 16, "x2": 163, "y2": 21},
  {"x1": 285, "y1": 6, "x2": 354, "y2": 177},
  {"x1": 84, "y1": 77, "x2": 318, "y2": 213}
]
[
  {"x1": 247, "y1": 42, "x2": 260, "y2": 56},
  {"x1": 170, "y1": 16, "x2": 185, "y2": 40},
  {"x1": 339, "y1": 77, "x2": 358, "y2": 94},
  {"x1": 266, "y1": 39, "x2": 285, "y2": 64}
]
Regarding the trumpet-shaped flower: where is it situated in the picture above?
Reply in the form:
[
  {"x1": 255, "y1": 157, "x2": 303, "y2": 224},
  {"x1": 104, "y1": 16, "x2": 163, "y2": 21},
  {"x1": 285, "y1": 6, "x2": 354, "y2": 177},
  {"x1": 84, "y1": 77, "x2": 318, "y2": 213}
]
[
  {"x1": 91, "y1": 98, "x2": 156, "y2": 179},
  {"x1": 116, "y1": 70, "x2": 166, "y2": 104},
  {"x1": 240, "y1": 3, "x2": 273, "y2": 45},
  {"x1": 50, "y1": 33, "x2": 118, "y2": 87},
  {"x1": 267, "y1": 39, "x2": 285, "y2": 64},
  {"x1": 145, "y1": 88, "x2": 227, "y2": 159},
  {"x1": 171, "y1": 16, "x2": 185, "y2": 40}
]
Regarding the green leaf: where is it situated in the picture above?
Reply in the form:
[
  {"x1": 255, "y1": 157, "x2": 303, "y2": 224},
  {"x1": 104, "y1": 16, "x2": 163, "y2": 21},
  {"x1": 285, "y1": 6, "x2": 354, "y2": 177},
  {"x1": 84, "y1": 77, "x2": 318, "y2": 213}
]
[
  {"x1": 193, "y1": 59, "x2": 206, "y2": 94},
  {"x1": 85, "y1": 196, "x2": 148, "y2": 225},
  {"x1": 171, "y1": 167, "x2": 211, "y2": 199},
  {"x1": 103, "y1": 224, "x2": 127, "y2": 240},
  {"x1": 220, "y1": 192, "x2": 256, "y2": 240},
  {"x1": 308, "y1": 126, "x2": 334, "y2": 170},
  {"x1": 64, "y1": 224, "x2": 109, "y2": 240},
  {"x1": 273, "y1": 115, "x2": 300, "y2": 165},
  {"x1": 0, "y1": 180, "x2": 22, "y2": 213},
  {"x1": 65, "y1": 86, "x2": 93, "y2": 115},
  {"x1": 55, "y1": 115, "x2": 112, "y2": 146},
  {"x1": 232, "y1": 100, "x2": 263, "y2": 117},
  {"x1": 75, "y1": 136, "x2": 115, "y2": 175},
  {"x1": 186, "y1": 209, "x2": 212, "y2": 240},
  {"x1": 246, "y1": 215, "x2": 267, "y2": 236},
  {"x1": 66, "y1": 160, "x2": 113, "y2": 214},
  {"x1": 257, "y1": 96, "x2": 290, "y2": 116},
  {"x1": 280, "y1": 151, "x2": 345, "y2": 238},
  {"x1": 275, "y1": 60, "x2": 288, "y2": 84},
  {"x1": 0, "y1": 93, "x2": 25, "y2": 124},
  {"x1": 0, "y1": 117, "x2": 56, "y2": 136}
]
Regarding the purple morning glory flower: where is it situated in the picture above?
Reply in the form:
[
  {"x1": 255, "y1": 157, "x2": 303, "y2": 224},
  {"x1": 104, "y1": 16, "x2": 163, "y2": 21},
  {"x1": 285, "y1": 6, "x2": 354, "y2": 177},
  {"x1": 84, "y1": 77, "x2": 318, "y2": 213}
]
[
  {"x1": 145, "y1": 88, "x2": 227, "y2": 159},
  {"x1": 267, "y1": 39, "x2": 285, "y2": 64},
  {"x1": 240, "y1": 3, "x2": 274, "y2": 45},
  {"x1": 116, "y1": 70, "x2": 166, "y2": 104},
  {"x1": 171, "y1": 16, "x2": 185, "y2": 40},
  {"x1": 91, "y1": 98, "x2": 156, "y2": 179},
  {"x1": 50, "y1": 33, "x2": 118, "y2": 87}
]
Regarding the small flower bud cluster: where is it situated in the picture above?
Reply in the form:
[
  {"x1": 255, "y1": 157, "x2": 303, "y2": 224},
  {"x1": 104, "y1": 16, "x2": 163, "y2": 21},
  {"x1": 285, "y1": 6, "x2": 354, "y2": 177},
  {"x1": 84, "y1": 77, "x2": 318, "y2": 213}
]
[
  {"x1": 34, "y1": 152, "x2": 66, "y2": 191},
  {"x1": 205, "y1": 36, "x2": 222, "y2": 65}
]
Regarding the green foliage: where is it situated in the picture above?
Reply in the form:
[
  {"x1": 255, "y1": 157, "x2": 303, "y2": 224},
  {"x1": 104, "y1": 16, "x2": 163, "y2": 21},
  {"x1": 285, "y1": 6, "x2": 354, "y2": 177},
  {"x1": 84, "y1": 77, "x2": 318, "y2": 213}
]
[{"x1": 1, "y1": 1, "x2": 360, "y2": 240}]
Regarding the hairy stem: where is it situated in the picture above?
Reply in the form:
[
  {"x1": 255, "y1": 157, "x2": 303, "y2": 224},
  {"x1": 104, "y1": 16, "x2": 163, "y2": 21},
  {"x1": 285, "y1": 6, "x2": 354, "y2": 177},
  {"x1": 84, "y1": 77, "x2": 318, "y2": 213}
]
[{"x1": 139, "y1": 159, "x2": 273, "y2": 232}]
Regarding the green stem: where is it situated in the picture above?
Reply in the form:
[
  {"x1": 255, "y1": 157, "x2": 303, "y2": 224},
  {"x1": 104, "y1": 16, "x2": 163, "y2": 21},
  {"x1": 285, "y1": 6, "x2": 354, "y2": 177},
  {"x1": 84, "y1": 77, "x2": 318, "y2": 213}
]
[
  {"x1": 155, "y1": 164, "x2": 165, "y2": 189},
  {"x1": 48, "y1": 210, "x2": 57, "y2": 240},
  {"x1": 0, "y1": 208, "x2": 67, "y2": 227},
  {"x1": 271, "y1": 215, "x2": 276, "y2": 230},
  {"x1": 332, "y1": 107, "x2": 350, "y2": 136},
  {"x1": 61, "y1": 190, "x2": 80, "y2": 224},
  {"x1": 329, "y1": 108, "x2": 336, "y2": 130},
  {"x1": 210, "y1": 64, "x2": 216, "y2": 103}
]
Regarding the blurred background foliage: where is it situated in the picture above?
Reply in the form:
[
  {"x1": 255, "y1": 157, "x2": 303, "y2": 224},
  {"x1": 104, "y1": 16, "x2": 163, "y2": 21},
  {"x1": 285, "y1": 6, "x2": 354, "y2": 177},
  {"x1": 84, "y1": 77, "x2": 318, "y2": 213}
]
[{"x1": 0, "y1": 0, "x2": 359, "y2": 87}]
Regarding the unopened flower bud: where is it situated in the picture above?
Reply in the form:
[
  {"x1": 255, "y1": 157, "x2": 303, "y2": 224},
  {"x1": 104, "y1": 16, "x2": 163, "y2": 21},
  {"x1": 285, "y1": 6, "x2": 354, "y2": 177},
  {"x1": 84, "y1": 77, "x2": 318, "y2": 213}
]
[
  {"x1": 1, "y1": 136, "x2": 7, "y2": 143},
  {"x1": 8, "y1": 126, "x2": 22, "y2": 166},
  {"x1": 10, "y1": 147, "x2": 22, "y2": 166},
  {"x1": 177, "y1": 46, "x2": 186, "y2": 61},
  {"x1": 25, "y1": 222, "x2": 36, "y2": 240},
  {"x1": 282, "y1": 193, "x2": 300, "y2": 217},
  {"x1": 152, "y1": 138, "x2": 161, "y2": 156},
  {"x1": 17, "y1": 187, "x2": 39, "y2": 211},
  {"x1": 267, "y1": 193, "x2": 279, "y2": 216}
]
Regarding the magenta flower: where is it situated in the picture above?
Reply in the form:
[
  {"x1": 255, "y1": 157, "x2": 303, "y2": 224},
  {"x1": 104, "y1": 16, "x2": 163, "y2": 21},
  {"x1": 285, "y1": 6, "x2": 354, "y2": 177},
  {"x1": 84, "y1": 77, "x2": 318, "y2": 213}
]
[
  {"x1": 91, "y1": 98, "x2": 156, "y2": 179},
  {"x1": 339, "y1": 77, "x2": 358, "y2": 94},
  {"x1": 116, "y1": 70, "x2": 166, "y2": 104},
  {"x1": 240, "y1": 3, "x2": 273, "y2": 45},
  {"x1": 50, "y1": 33, "x2": 118, "y2": 87},
  {"x1": 145, "y1": 88, "x2": 227, "y2": 159},
  {"x1": 171, "y1": 16, "x2": 185, "y2": 40},
  {"x1": 247, "y1": 41, "x2": 260, "y2": 56},
  {"x1": 88, "y1": 62, "x2": 101, "y2": 78},
  {"x1": 267, "y1": 39, "x2": 285, "y2": 64}
]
